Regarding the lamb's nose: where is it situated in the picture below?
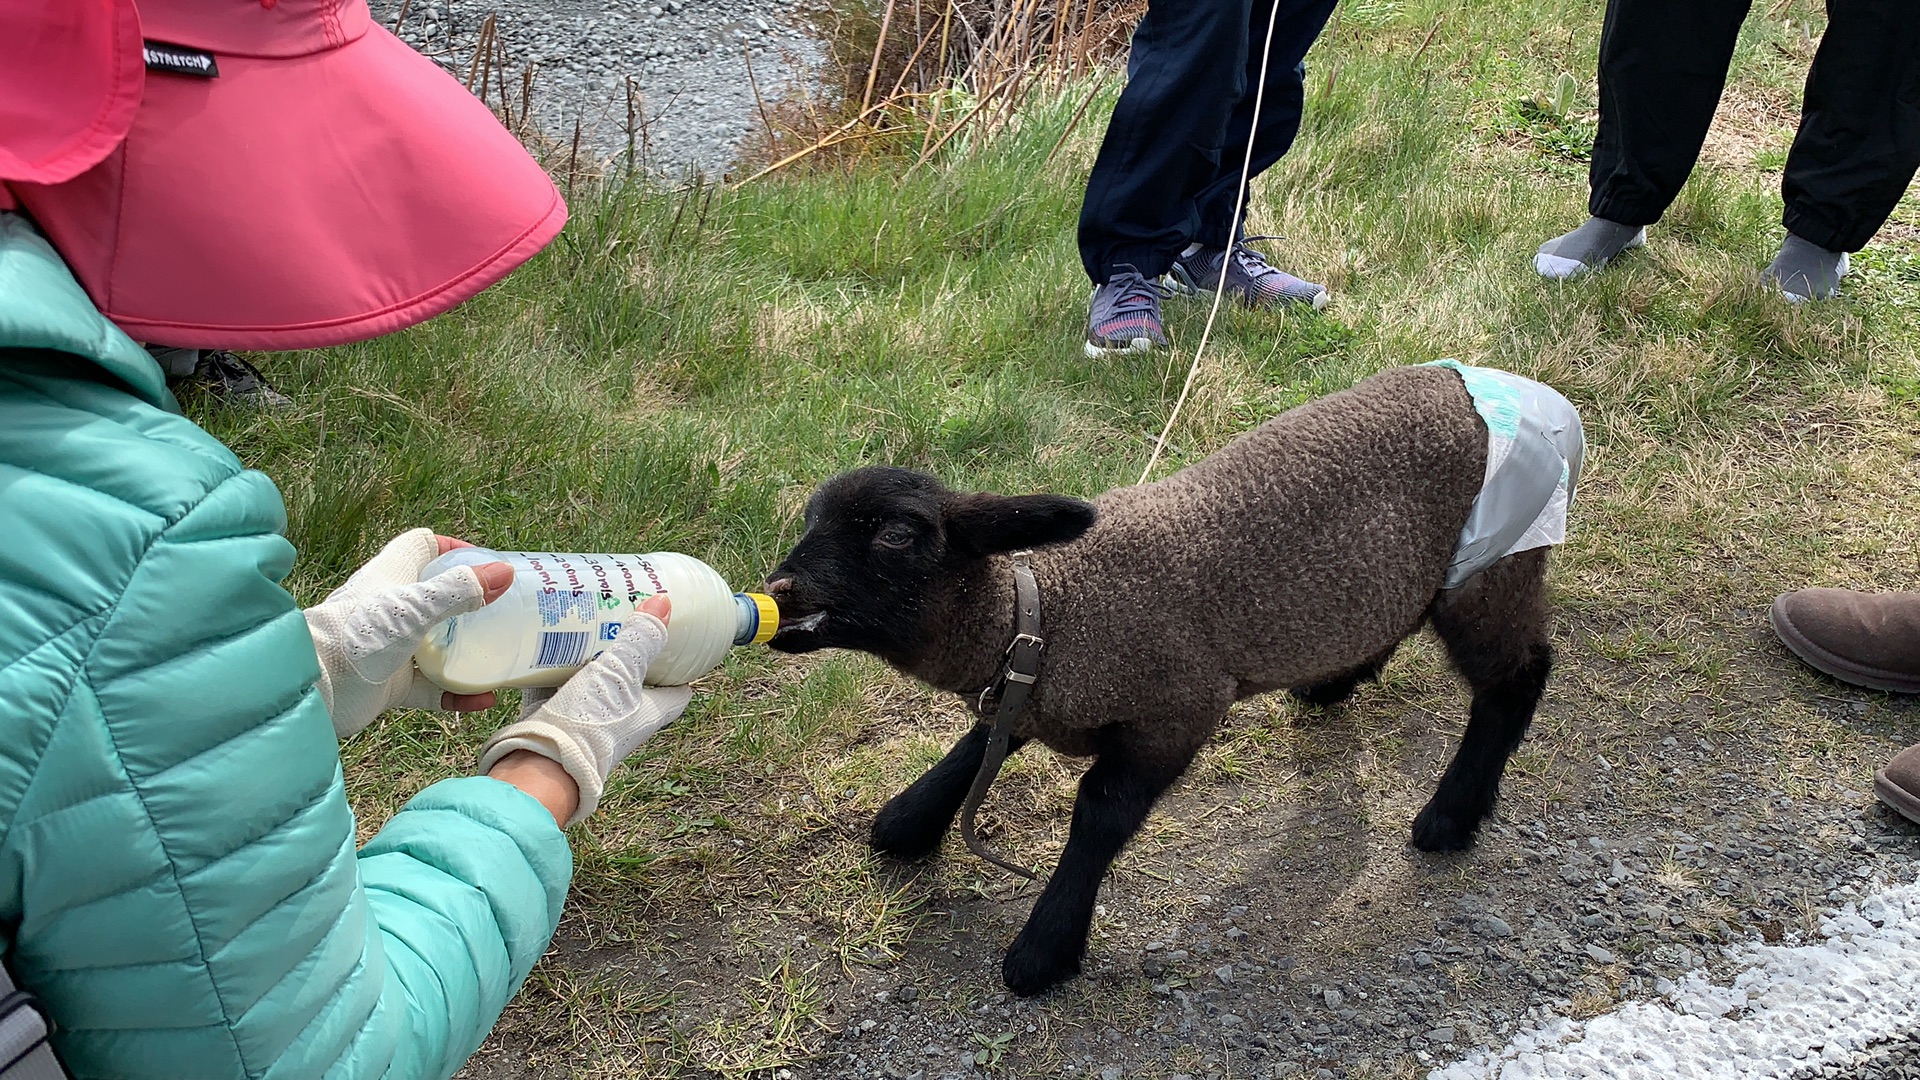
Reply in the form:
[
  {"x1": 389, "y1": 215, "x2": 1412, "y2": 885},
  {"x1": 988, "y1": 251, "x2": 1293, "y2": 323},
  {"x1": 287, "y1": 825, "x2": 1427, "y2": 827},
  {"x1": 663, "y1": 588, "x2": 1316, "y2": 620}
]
[{"x1": 764, "y1": 576, "x2": 794, "y2": 598}]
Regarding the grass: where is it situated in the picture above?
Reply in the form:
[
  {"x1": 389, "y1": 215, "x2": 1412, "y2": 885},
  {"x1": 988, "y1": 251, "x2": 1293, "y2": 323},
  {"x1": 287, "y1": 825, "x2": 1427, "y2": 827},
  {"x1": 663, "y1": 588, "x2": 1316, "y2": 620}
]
[{"x1": 190, "y1": 0, "x2": 1920, "y2": 1075}]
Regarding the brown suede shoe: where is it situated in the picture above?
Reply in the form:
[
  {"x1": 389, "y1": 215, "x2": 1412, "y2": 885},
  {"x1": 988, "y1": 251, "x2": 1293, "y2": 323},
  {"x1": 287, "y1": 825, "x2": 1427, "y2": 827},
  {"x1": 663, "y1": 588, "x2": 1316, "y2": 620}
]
[
  {"x1": 1770, "y1": 588, "x2": 1920, "y2": 694},
  {"x1": 1876, "y1": 743, "x2": 1920, "y2": 826}
]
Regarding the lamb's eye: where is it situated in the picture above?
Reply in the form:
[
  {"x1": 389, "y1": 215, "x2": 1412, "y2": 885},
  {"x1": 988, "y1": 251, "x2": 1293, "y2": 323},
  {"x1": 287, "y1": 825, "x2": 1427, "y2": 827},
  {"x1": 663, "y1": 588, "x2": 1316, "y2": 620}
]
[{"x1": 875, "y1": 525, "x2": 915, "y2": 549}]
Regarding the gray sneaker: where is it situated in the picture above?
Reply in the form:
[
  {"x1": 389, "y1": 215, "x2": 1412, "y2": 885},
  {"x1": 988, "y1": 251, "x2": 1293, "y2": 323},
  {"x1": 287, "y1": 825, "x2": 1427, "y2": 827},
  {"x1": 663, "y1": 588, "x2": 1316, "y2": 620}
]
[
  {"x1": 1534, "y1": 217, "x2": 1646, "y2": 280},
  {"x1": 1085, "y1": 265, "x2": 1171, "y2": 358},
  {"x1": 1168, "y1": 237, "x2": 1328, "y2": 309},
  {"x1": 181, "y1": 350, "x2": 293, "y2": 410}
]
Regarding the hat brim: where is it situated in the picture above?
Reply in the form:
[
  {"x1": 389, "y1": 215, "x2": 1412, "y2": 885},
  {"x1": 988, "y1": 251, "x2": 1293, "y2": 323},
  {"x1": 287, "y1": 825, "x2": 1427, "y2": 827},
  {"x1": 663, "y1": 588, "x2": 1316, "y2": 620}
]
[
  {"x1": 13, "y1": 24, "x2": 565, "y2": 350},
  {"x1": 0, "y1": 0, "x2": 145, "y2": 185}
]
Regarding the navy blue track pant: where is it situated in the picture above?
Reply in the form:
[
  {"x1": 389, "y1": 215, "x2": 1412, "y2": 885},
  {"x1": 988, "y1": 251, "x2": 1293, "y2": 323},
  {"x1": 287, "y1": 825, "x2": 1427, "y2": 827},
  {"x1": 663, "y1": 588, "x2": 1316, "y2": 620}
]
[
  {"x1": 1590, "y1": 0, "x2": 1920, "y2": 252},
  {"x1": 1077, "y1": 0, "x2": 1340, "y2": 285}
]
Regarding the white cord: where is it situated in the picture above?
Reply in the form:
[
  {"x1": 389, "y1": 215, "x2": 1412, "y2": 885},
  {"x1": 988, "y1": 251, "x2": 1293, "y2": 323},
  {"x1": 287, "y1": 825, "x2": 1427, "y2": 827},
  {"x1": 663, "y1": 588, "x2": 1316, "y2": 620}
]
[{"x1": 1138, "y1": 0, "x2": 1285, "y2": 485}]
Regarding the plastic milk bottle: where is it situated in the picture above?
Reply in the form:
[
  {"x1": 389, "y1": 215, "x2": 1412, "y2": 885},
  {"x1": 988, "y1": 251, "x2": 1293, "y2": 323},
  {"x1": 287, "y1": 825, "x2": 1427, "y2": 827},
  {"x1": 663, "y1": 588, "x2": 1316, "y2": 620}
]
[{"x1": 413, "y1": 548, "x2": 779, "y2": 691}]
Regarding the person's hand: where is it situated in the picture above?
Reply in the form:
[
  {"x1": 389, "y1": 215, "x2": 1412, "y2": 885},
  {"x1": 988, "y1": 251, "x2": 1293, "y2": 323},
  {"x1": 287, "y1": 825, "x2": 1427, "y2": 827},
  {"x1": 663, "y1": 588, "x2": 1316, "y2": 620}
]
[
  {"x1": 304, "y1": 528, "x2": 514, "y2": 739},
  {"x1": 476, "y1": 596, "x2": 692, "y2": 826}
]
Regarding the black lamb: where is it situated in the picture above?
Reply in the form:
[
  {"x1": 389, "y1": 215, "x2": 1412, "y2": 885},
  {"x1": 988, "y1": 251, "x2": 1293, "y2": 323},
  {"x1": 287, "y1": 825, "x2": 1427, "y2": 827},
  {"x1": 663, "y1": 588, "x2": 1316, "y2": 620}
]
[{"x1": 763, "y1": 363, "x2": 1581, "y2": 996}]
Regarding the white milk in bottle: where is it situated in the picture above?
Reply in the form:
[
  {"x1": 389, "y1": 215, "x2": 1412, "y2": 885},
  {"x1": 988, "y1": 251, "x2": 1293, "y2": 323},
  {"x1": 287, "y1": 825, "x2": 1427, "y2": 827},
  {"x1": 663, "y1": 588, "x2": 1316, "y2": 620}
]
[{"x1": 413, "y1": 548, "x2": 778, "y2": 692}]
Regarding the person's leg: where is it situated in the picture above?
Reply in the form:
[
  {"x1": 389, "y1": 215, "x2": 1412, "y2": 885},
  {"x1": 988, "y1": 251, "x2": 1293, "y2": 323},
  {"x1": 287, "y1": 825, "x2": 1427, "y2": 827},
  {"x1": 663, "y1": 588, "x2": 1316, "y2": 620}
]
[
  {"x1": 1163, "y1": 0, "x2": 1338, "y2": 308},
  {"x1": 1188, "y1": 0, "x2": 1341, "y2": 250},
  {"x1": 1589, "y1": 0, "x2": 1752, "y2": 225},
  {"x1": 1538, "y1": 0, "x2": 1752, "y2": 277},
  {"x1": 1077, "y1": 0, "x2": 1254, "y2": 285},
  {"x1": 1766, "y1": 0, "x2": 1920, "y2": 299}
]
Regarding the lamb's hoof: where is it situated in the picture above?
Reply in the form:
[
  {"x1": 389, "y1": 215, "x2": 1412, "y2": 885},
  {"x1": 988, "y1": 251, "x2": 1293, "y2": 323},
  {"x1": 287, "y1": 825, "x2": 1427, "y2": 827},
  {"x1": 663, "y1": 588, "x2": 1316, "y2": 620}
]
[
  {"x1": 1410, "y1": 802, "x2": 1479, "y2": 853},
  {"x1": 869, "y1": 803, "x2": 948, "y2": 861},
  {"x1": 1002, "y1": 930, "x2": 1081, "y2": 997}
]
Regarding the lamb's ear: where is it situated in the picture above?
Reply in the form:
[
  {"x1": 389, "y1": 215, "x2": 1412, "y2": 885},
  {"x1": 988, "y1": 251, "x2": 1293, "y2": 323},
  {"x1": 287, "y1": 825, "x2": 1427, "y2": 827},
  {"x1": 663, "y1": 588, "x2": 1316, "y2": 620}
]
[{"x1": 945, "y1": 493, "x2": 1097, "y2": 558}]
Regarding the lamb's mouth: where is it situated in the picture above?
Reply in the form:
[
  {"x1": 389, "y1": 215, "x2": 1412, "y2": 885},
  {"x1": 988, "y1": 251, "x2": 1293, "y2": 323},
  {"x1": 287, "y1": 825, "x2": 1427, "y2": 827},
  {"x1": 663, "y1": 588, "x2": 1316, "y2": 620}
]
[
  {"x1": 769, "y1": 610, "x2": 829, "y2": 649},
  {"x1": 780, "y1": 610, "x2": 827, "y2": 633}
]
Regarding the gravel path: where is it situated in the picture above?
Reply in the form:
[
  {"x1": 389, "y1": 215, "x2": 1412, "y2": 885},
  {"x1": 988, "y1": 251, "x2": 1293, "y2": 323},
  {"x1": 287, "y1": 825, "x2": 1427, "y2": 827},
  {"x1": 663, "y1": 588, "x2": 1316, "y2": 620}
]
[
  {"x1": 372, "y1": 0, "x2": 823, "y2": 177},
  {"x1": 1438, "y1": 845, "x2": 1920, "y2": 1079},
  {"x1": 805, "y1": 785, "x2": 1920, "y2": 1080},
  {"x1": 1825, "y1": 1038, "x2": 1920, "y2": 1080}
]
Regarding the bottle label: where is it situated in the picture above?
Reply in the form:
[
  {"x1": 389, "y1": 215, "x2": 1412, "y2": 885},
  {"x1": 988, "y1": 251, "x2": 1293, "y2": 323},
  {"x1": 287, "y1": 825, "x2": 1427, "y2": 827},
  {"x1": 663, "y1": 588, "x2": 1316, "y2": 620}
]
[{"x1": 521, "y1": 553, "x2": 664, "y2": 667}]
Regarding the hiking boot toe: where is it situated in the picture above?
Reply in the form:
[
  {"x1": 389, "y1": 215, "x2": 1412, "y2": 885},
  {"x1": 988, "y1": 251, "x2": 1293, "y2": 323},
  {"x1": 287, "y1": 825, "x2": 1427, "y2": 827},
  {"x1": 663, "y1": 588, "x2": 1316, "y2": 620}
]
[
  {"x1": 1876, "y1": 743, "x2": 1920, "y2": 826},
  {"x1": 1771, "y1": 588, "x2": 1920, "y2": 694}
]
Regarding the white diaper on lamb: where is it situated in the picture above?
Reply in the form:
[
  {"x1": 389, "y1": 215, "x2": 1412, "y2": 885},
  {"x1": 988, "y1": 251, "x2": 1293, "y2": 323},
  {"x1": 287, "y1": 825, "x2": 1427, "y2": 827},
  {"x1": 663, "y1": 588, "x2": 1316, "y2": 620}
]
[{"x1": 1425, "y1": 360, "x2": 1585, "y2": 589}]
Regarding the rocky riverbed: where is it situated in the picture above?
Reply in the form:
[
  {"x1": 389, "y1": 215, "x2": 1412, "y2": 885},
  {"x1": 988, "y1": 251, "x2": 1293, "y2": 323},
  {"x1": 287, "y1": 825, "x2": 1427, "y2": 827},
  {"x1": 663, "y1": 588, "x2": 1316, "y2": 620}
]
[{"x1": 372, "y1": 0, "x2": 824, "y2": 177}]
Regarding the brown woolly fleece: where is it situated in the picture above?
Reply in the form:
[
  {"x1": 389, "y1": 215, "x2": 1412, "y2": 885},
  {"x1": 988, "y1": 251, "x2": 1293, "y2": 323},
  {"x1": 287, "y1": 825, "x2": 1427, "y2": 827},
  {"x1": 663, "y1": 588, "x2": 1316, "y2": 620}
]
[{"x1": 902, "y1": 364, "x2": 1488, "y2": 767}]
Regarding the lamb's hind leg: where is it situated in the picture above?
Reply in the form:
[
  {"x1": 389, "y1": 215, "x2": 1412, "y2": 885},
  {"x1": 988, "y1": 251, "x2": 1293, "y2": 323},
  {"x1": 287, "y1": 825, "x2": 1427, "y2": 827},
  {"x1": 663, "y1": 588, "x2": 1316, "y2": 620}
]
[
  {"x1": 1002, "y1": 726, "x2": 1202, "y2": 997},
  {"x1": 1415, "y1": 548, "x2": 1553, "y2": 852},
  {"x1": 872, "y1": 724, "x2": 1028, "y2": 859}
]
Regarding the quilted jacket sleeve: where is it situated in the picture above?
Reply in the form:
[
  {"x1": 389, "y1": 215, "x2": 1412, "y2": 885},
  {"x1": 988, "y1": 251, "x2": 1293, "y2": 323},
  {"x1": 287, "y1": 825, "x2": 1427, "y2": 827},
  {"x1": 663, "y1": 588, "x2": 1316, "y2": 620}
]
[
  {"x1": 352, "y1": 780, "x2": 573, "y2": 1079},
  {"x1": 0, "y1": 350, "x2": 571, "y2": 1080}
]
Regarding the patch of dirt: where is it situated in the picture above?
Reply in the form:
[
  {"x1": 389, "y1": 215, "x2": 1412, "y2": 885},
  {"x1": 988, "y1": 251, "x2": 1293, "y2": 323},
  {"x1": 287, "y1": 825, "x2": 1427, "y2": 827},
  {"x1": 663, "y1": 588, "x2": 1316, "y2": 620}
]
[
  {"x1": 1876, "y1": 221, "x2": 1919, "y2": 245},
  {"x1": 1698, "y1": 85, "x2": 1799, "y2": 172}
]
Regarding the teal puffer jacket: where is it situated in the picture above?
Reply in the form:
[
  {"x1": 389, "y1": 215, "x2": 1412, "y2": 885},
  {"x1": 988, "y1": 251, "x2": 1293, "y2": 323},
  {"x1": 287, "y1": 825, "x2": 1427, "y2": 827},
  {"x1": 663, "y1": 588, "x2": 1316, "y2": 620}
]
[{"x1": 0, "y1": 212, "x2": 573, "y2": 1080}]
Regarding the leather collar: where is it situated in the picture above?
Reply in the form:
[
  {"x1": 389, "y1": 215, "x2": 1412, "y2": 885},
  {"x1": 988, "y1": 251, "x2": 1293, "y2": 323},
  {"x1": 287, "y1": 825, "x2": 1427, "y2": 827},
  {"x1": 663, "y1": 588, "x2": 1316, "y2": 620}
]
[{"x1": 958, "y1": 552, "x2": 1044, "y2": 880}]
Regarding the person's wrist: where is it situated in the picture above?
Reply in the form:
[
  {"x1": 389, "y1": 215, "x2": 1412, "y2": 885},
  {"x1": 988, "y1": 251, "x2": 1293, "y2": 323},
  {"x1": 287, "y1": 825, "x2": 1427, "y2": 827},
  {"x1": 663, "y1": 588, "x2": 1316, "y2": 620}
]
[
  {"x1": 486, "y1": 749, "x2": 580, "y2": 826},
  {"x1": 478, "y1": 719, "x2": 606, "y2": 824}
]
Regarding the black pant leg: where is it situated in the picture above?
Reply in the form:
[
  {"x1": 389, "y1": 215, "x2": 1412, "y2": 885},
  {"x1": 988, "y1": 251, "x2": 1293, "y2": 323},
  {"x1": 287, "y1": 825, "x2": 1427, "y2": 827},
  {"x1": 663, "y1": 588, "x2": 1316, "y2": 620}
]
[
  {"x1": 1780, "y1": 0, "x2": 1920, "y2": 252},
  {"x1": 1190, "y1": 0, "x2": 1340, "y2": 249},
  {"x1": 1077, "y1": 0, "x2": 1254, "y2": 283},
  {"x1": 1588, "y1": 0, "x2": 1752, "y2": 226}
]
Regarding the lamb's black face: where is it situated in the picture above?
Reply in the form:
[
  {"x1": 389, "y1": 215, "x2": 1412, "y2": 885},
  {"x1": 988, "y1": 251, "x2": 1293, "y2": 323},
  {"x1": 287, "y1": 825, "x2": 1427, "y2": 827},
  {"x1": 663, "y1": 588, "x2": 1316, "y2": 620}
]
[
  {"x1": 763, "y1": 465, "x2": 1097, "y2": 662},
  {"x1": 763, "y1": 467, "x2": 951, "y2": 658}
]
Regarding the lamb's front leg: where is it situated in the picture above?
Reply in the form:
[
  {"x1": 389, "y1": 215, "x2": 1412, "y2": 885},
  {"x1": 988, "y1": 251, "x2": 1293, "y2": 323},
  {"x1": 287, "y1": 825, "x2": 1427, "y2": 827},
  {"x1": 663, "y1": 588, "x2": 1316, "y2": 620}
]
[
  {"x1": 873, "y1": 723, "x2": 1028, "y2": 859},
  {"x1": 1002, "y1": 734, "x2": 1195, "y2": 997}
]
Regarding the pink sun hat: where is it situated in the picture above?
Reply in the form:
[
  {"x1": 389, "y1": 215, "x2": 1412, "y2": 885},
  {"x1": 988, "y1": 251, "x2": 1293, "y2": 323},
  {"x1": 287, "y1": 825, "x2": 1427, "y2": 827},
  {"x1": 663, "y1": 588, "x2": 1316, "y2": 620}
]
[{"x1": 4, "y1": 0, "x2": 567, "y2": 351}]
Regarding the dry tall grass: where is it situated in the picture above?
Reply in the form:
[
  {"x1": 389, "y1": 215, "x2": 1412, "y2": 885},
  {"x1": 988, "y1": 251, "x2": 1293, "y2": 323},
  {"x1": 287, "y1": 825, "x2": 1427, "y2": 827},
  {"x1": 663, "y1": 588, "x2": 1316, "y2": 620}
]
[{"x1": 734, "y1": 0, "x2": 1145, "y2": 181}]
